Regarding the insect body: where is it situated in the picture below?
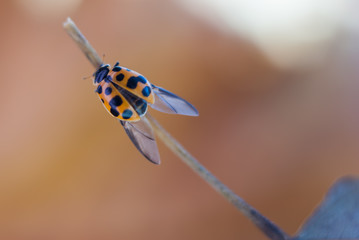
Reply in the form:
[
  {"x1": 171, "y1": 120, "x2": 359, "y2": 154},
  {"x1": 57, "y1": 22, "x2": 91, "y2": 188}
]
[
  {"x1": 93, "y1": 62, "x2": 198, "y2": 164},
  {"x1": 94, "y1": 62, "x2": 153, "y2": 121}
]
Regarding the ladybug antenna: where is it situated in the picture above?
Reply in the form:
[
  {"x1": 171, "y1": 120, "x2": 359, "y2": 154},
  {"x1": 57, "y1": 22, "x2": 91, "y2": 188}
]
[
  {"x1": 102, "y1": 53, "x2": 106, "y2": 64},
  {"x1": 82, "y1": 75, "x2": 92, "y2": 81}
]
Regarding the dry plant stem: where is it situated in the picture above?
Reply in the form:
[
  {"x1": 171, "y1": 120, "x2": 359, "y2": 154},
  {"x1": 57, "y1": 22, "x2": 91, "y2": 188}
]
[
  {"x1": 63, "y1": 17, "x2": 290, "y2": 240},
  {"x1": 144, "y1": 115, "x2": 289, "y2": 240},
  {"x1": 63, "y1": 17, "x2": 103, "y2": 68}
]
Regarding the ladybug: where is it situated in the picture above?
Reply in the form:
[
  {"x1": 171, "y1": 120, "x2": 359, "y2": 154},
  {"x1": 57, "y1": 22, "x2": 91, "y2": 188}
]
[{"x1": 93, "y1": 62, "x2": 199, "y2": 164}]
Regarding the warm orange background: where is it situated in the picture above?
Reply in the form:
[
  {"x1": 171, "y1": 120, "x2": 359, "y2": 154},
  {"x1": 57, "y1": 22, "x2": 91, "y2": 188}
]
[{"x1": 1, "y1": 1, "x2": 359, "y2": 239}]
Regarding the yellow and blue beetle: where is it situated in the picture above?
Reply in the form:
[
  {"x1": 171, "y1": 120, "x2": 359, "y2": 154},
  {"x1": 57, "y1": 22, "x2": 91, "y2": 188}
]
[{"x1": 93, "y1": 62, "x2": 198, "y2": 164}]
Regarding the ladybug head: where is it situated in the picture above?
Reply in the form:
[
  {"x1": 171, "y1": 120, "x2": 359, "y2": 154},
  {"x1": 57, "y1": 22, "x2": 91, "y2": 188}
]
[{"x1": 93, "y1": 64, "x2": 110, "y2": 84}]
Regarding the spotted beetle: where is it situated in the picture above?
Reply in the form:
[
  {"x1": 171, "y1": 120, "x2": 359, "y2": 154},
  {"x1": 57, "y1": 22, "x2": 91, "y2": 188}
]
[{"x1": 93, "y1": 62, "x2": 199, "y2": 164}]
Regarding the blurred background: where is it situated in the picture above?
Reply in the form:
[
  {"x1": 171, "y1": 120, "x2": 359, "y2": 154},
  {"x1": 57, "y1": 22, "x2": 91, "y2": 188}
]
[{"x1": 0, "y1": 0, "x2": 359, "y2": 239}]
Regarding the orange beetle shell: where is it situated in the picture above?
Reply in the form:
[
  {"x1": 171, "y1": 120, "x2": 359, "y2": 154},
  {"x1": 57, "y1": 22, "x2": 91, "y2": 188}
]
[
  {"x1": 94, "y1": 63, "x2": 154, "y2": 122},
  {"x1": 109, "y1": 67, "x2": 154, "y2": 105}
]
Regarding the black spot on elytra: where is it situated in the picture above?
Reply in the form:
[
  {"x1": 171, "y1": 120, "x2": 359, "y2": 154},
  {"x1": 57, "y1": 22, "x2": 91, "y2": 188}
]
[
  {"x1": 116, "y1": 73, "x2": 125, "y2": 81},
  {"x1": 122, "y1": 109, "x2": 133, "y2": 119},
  {"x1": 95, "y1": 85, "x2": 102, "y2": 94},
  {"x1": 113, "y1": 66, "x2": 122, "y2": 72},
  {"x1": 110, "y1": 108, "x2": 119, "y2": 117},
  {"x1": 105, "y1": 87, "x2": 112, "y2": 95},
  {"x1": 109, "y1": 95, "x2": 123, "y2": 107},
  {"x1": 142, "y1": 86, "x2": 151, "y2": 97},
  {"x1": 100, "y1": 98, "x2": 104, "y2": 103},
  {"x1": 126, "y1": 76, "x2": 147, "y2": 89}
]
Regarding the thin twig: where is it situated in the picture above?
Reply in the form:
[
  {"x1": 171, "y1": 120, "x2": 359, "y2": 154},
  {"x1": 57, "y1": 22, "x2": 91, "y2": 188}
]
[
  {"x1": 63, "y1": 17, "x2": 290, "y2": 240},
  {"x1": 143, "y1": 115, "x2": 289, "y2": 240},
  {"x1": 63, "y1": 17, "x2": 103, "y2": 69}
]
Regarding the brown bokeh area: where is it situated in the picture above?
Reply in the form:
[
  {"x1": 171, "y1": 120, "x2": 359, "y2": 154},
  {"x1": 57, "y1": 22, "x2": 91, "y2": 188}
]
[{"x1": 1, "y1": 0, "x2": 359, "y2": 239}]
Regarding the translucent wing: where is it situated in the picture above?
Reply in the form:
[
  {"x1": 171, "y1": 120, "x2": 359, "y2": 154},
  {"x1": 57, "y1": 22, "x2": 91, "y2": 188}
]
[
  {"x1": 150, "y1": 84, "x2": 199, "y2": 116},
  {"x1": 120, "y1": 120, "x2": 160, "y2": 164}
]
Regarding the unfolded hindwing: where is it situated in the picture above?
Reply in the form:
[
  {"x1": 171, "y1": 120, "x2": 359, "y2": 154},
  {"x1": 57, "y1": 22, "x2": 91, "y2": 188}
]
[
  {"x1": 150, "y1": 84, "x2": 199, "y2": 116},
  {"x1": 120, "y1": 120, "x2": 160, "y2": 164}
]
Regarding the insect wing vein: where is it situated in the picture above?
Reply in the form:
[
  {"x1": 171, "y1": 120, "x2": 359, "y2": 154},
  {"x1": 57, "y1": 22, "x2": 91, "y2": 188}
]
[
  {"x1": 150, "y1": 84, "x2": 199, "y2": 116},
  {"x1": 120, "y1": 120, "x2": 160, "y2": 164}
]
